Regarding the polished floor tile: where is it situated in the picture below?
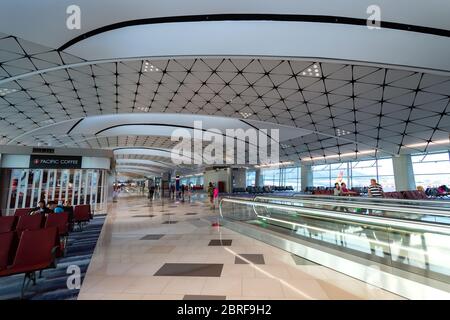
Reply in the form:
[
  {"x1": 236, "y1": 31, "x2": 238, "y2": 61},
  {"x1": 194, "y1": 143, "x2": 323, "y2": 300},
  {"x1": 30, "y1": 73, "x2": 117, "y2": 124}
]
[
  {"x1": 209, "y1": 239, "x2": 233, "y2": 246},
  {"x1": 183, "y1": 295, "x2": 226, "y2": 300},
  {"x1": 147, "y1": 245, "x2": 175, "y2": 254},
  {"x1": 154, "y1": 263, "x2": 224, "y2": 277},
  {"x1": 78, "y1": 192, "x2": 405, "y2": 300},
  {"x1": 140, "y1": 234, "x2": 165, "y2": 240},
  {"x1": 162, "y1": 277, "x2": 207, "y2": 295},
  {"x1": 235, "y1": 254, "x2": 266, "y2": 265}
]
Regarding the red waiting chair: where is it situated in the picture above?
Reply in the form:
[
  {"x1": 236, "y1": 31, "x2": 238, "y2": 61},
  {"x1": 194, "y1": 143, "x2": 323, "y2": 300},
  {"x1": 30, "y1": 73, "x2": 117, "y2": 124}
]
[
  {"x1": 0, "y1": 227, "x2": 59, "y2": 298},
  {"x1": 74, "y1": 204, "x2": 91, "y2": 230},
  {"x1": 16, "y1": 215, "x2": 43, "y2": 237},
  {"x1": 0, "y1": 216, "x2": 17, "y2": 233},
  {"x1": 14, "y1": 208, "x2": 32, "y2": 217},
  {"x1": 0, "y1": 232, "x2": 15, "y2": 270},
  {"x1": 45, "y1": 213, "x2": 69, "y2": 237},
  {"x1": 45, "y1": 213, "x2": 69, "y2": 256}
]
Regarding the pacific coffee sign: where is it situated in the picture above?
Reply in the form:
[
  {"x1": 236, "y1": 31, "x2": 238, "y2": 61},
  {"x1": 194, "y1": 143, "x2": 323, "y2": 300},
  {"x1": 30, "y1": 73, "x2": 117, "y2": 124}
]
[{"x1": 30, "y1": 155, "x2": 82, "y2": 169}]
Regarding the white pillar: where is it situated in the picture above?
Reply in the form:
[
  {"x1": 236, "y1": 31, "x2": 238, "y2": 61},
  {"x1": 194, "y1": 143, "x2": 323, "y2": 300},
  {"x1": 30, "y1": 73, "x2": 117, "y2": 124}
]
[
  {"x1": 301, "y1": 164, "x2": 313, "y2": 192},
  {"x1": 392, "y1": 155, "x2": 416, "y2": 191},
  {"x1": 255, "y1": 168, "x2": 263, "y2": 187},
  {"x1": 232, "y1": 168, "x2": 247, "y2": 190}
]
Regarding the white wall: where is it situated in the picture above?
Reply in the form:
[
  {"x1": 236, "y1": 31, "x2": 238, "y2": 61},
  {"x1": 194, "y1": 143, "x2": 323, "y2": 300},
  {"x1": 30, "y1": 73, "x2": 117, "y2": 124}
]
[
  {"x1": 204, "y1": 168, "x2": 231, "y2": 193},
  {"x1": 82, "y1": 157, "x2": 111, "y2": 169},
  {"x1": 1, "y1": 154, "x2": 30, "y2": 168}
]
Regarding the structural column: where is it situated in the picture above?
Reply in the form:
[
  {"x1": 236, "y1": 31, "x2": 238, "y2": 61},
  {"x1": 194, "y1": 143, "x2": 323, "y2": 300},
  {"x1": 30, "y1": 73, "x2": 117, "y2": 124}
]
[
  {"x1": 300, "y1": 163, "x2": 313, "y2": 192},
  {"x1": 255, "y1": 168, "x2": 263, "y2": 187},
  {"x1": 232, "y1": 168, "x2": 247, "y2": 190},
  {"x1": 392, "y1": 154, "x2": 416, "y2": 191}
]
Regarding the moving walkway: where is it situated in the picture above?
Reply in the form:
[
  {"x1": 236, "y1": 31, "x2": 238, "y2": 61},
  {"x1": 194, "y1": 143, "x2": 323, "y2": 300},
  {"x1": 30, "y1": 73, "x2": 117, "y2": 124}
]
[{"x1": 219, "y1": 195, "x2": 450, "y2": 299}]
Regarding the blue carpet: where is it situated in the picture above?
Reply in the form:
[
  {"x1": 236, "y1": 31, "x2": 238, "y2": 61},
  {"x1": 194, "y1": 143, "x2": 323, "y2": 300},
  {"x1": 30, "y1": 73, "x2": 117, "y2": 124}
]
[{"x1": 0, "y1": 214, "x2": 106, "y2": 300}]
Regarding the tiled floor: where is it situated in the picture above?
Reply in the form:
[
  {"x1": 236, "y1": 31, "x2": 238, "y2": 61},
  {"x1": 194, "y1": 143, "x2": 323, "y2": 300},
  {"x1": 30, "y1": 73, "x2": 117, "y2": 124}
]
[{"x1": 78, "y1": 192, "x2": 404, "y2": 300}]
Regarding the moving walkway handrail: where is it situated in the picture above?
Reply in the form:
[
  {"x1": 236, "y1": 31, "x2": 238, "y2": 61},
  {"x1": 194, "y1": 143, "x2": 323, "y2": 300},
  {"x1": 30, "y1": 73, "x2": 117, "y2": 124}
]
[
  {"x1": 290, "y1": 193, "x2": 450, "y2": 208},
  {"x1": 254, "y1": 195, "x2": 450, "y2": 218},
  {"x1": 219, "y1": 197, "x2": 450, "y2": 236}
]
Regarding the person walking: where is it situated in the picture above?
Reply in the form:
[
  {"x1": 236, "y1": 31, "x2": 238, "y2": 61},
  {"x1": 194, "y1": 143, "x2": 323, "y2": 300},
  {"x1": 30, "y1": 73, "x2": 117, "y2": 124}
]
[
  {"x1": 367, "y1": 179, "x2": 384, "y2": 215},
  {"x1": 213, "y1": 185, "x2": 219, "y2": 210},
  {"x1": 148, "y1": 185, "x2": 155, "y2": 201},
  {"x1": 181, "y1": 184, "x2": 185, "y2": 202},
  {"x1": 207, "y1": 182, "x2": 214, "y2": 209}
]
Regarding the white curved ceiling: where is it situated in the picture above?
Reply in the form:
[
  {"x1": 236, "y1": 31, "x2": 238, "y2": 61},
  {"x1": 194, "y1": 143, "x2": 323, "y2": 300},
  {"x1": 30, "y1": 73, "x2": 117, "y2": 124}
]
[
  {"x1": 113, "y1": 147, "x2": 204, "y2": 164},
  {"x1": 11, "y1": 113, "x2": 309, "y2": 146},
  {"x1": 115, "y1": 158, "x2": 174, "y2": 169},
  {"x1": 65, "y1": 22, "x2": 450, "y2": 73},
  {"x1": 1, "y1": 0, "x2": 449, "y2": 49},
  {"x1": 115, "y1": 168, "x2": 162, "y2": 177},
  {"x1": 0, "y1": 2, "x2": 449, "y2": 177},
  {"x1": 115, "y1": 164, "x2": 164, "y2": 173}
]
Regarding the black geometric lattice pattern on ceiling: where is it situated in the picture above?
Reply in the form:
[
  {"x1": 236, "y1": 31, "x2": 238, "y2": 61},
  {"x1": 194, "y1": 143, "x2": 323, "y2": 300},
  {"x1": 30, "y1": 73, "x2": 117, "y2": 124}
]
[{"x1": 0, "y1": 33, "x2": 449, "y2": 164}]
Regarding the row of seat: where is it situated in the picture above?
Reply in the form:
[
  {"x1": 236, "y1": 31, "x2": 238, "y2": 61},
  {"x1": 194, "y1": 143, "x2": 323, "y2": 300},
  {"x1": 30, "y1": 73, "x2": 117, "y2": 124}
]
[
  {"x1": 384, "y1": 190, "x2": 428, "y2": 200},
  {"x1": 13, "y1": 204, "x2": 92, "y2": 226},
  {"x1": 0, "y1": 213, "x2": 69, "y2": 237},
  {"x1": 0, "y1": 227, "x2": 60, "y2": 298},
  {"x1": 240, "y1": 186, "x2": 295, "y2": 194},
  {"x1": 0, "y1": 204, "x2": 93, "y2": 298}
]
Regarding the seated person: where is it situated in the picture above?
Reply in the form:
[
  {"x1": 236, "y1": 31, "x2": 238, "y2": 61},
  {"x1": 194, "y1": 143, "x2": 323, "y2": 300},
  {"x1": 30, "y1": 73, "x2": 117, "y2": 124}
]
[
  {"x1": 438, "y1": 185, "x2": 449, "y2": 195},
  {"x1": 30, "y1": 200, "x2": 51, "y2": 215},
  {"x1": 62, "y1": 200, "x2": 74, "y2": 216},
  {"x1": 333, "y1": 183, "x2": 341, "y2": 196},
  {"x1": 340, "y1": 182, "x2": 349, "y2": 194},
  {"x1": 47, "y1": 200, "x2": 58, "y2": 213},
  {"x1": 54, "y1": 201, "x2": 65, "y2": 214}
]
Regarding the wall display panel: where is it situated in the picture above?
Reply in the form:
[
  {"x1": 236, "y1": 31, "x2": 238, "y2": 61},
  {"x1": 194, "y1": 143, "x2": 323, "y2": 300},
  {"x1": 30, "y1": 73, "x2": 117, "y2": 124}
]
[{"x1": 2, "y1": 168, "x2": 108, "y2": 215}]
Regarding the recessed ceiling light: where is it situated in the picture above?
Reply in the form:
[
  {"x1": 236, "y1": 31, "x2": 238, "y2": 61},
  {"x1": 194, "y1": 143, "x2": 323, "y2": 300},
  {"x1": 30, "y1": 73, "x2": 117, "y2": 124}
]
[
  {"x1": 300, "y1": 63, "x2": 321, "y2": 78},
  {"x1": 142, "y1": 61, "x2": 159, "y2": 72},
  {"x1": 336, "y1": 128, "x2": 351, "y2": 137},
  {"x1": 239, "y1": 112, "x2": 252, "y2": 119},
  {"x1": 0, "y1": 88, "x2": 18, "y2": 96}
]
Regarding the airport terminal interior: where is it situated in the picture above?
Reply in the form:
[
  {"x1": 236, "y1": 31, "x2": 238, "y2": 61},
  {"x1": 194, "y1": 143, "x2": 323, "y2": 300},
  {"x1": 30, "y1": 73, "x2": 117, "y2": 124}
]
[{"x1": 0, "y1": 1, "x2": 450, "y2": 301}]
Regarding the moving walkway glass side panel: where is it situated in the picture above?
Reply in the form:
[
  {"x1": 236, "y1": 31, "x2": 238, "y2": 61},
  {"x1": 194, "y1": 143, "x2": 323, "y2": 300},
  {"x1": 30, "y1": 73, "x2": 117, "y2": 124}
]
[
  {"x1": 254, "y1": 196, "x2": 450, "y2": 226},
  {"x1": 220, "y1": 199, "x2": 450, "y2": 284},
  {"x1": 292, "y1": 194, "x2": 450, "y2": 210}
]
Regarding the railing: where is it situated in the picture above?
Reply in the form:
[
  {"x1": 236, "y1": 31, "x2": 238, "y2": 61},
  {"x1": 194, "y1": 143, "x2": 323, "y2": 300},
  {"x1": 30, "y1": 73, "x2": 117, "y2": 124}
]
[
  {"x1": 253, "y1": 195, "x2": 450, "y2": 224},
  {"x1": 219, "y1": 196, "x2": 450, "y2": 285},
  {"x1": 220, "y1": 197, "x2": 450, "y2": 235},
  {"x1": 290, "y1": 193, "x2": 450, "y2": 210}
]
